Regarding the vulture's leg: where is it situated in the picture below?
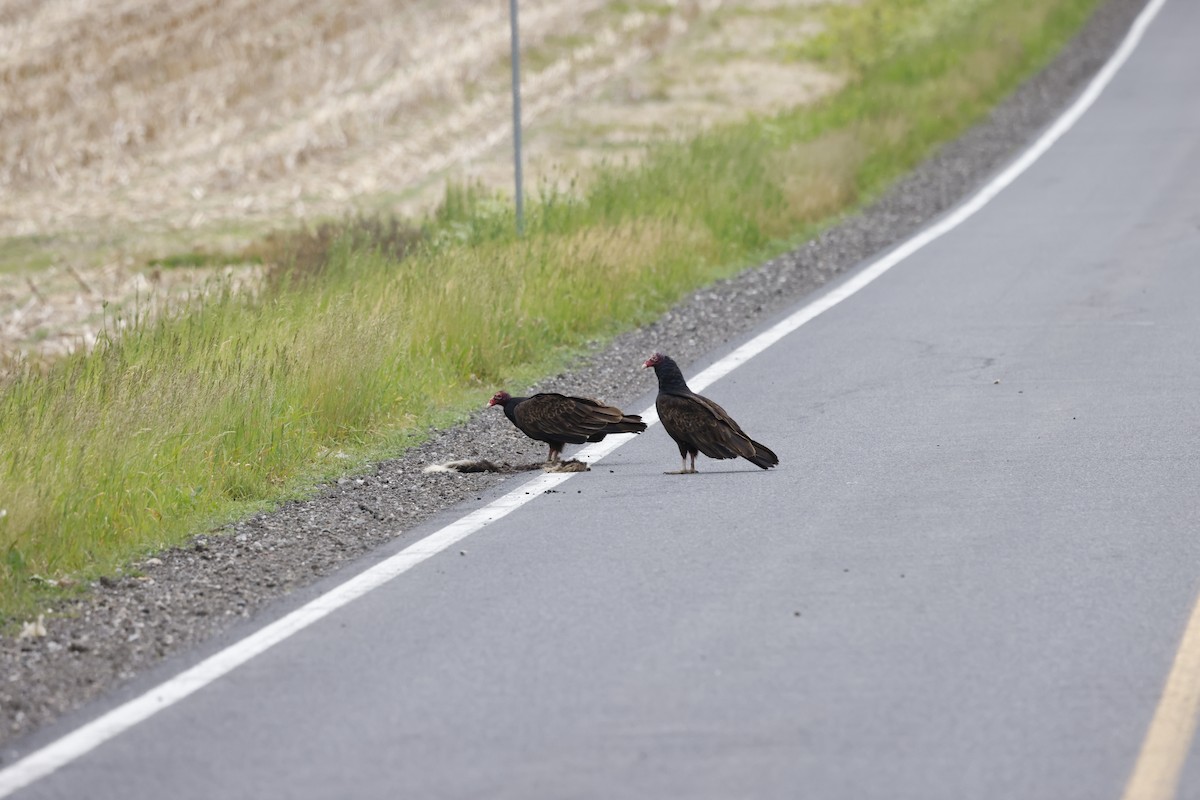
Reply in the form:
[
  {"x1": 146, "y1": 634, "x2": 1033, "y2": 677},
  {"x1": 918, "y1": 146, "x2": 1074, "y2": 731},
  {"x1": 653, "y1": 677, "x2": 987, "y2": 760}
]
[{"x1": 665, "y1": 452, "x2": 691, "y2": 475}]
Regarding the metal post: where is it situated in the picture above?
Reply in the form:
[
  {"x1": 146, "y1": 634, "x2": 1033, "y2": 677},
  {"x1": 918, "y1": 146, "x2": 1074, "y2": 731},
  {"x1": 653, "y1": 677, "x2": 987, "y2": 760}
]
[{"x1": 509, "y1": 0, "x2": 525, "y2": 235}]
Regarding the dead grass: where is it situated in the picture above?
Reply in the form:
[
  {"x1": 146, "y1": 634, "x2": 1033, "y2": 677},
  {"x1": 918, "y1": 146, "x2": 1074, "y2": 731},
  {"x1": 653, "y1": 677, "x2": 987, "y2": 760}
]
[
  {"x1": 0, "y1": 260, "x2": 262, "y2": 375},
  {"x1": 250, "y1": 216, "x2": 425, "y2": 290},
  {"x1": 2, "y1": 0, "x2": 832, "y2": 242}
]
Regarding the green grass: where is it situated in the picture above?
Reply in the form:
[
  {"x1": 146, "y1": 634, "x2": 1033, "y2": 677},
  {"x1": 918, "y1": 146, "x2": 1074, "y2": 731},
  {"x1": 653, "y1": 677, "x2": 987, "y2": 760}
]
[{"x1": 0, "y1": 0, "x2": 1104, "y2": 621}]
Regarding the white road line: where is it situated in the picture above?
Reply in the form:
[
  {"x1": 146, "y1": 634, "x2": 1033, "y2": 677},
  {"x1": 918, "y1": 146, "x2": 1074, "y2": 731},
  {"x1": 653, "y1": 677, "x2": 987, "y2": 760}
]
[{"x1": 0, "y1": 0, "x2": 1168, "y2": 794}]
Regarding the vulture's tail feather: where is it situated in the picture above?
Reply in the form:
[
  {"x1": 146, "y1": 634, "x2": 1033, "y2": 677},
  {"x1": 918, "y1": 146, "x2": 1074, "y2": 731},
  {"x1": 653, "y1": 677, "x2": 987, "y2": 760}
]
[
  {"x1": 588, "y1": 414, "x2": 647, "y2": 441},
  {"x1": 746, "y1": 440, "x2": 779, "y2": 469}
]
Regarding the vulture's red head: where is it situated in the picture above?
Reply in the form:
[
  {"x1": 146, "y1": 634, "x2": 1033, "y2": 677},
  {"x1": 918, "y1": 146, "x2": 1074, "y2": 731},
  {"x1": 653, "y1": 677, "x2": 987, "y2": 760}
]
[
  {"x1": 643, "y1": 353, "x2": 665, "y2": 369},
  {"x1": 487, "y1": 391, "x2": 511, "y2": 408}
]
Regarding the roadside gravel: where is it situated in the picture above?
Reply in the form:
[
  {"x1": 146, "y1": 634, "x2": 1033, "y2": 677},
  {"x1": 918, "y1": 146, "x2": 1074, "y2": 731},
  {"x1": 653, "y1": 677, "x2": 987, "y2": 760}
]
[{"x1": 0, "y1": 0, "x2": 1147, "y2": 758}]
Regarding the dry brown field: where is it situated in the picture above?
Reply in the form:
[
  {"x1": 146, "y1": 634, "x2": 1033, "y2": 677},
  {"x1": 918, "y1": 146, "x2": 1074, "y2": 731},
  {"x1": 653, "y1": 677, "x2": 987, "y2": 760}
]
[{"x1": 0, "y1": 0, "x2": 840, "y2": 361}]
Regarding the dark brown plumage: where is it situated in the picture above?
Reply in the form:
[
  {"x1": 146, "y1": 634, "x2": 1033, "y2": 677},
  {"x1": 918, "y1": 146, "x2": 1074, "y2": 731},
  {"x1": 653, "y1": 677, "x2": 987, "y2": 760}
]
[
  {"x1": 488, "y1": 391, "x2": 647, "y2": 462},
  {"x1": 643, "y1": 353, "x2": 779, "y2": 474}
]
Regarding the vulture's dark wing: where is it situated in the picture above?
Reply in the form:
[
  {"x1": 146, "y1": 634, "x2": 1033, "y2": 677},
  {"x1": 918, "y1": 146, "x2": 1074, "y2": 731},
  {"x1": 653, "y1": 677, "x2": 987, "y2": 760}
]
[
  {"x1": 513, "y1": 393, "x2": 633, "y2": 445},
  {"x1": 656, "y1": 393, "x2": 757, "y2": 460},
  {"x1": 689, "y1": 394, "x2": 778, "y2": 468}
]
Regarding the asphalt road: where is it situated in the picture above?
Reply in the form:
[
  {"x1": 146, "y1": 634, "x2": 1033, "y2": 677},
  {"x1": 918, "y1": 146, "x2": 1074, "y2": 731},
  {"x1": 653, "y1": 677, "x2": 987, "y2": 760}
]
[{"x1": 8, "y1": 0, "x2": 1200, "y2": 797}]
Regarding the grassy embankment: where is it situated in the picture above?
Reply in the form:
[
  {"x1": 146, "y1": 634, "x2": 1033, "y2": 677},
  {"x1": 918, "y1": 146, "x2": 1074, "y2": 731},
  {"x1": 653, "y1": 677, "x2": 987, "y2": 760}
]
[{"x1": 0, "y1": 0, "x2": 1104, "y2": 621}]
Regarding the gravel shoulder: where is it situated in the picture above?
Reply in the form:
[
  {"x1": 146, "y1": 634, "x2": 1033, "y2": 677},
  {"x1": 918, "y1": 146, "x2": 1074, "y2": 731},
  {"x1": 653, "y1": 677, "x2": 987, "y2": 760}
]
[{"x1": 0, "y1": 0, "x2": 1147, "y2": 759}]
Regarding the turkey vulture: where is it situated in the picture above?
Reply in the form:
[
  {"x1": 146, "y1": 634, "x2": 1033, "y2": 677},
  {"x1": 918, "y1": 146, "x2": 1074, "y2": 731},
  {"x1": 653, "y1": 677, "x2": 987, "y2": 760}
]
[
  {"x1": 488, "y1": 391, "x2": 647, "y2": 462},
  {"x1": 643, "y1": 353, "x2": 778, "y2": 473}
]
